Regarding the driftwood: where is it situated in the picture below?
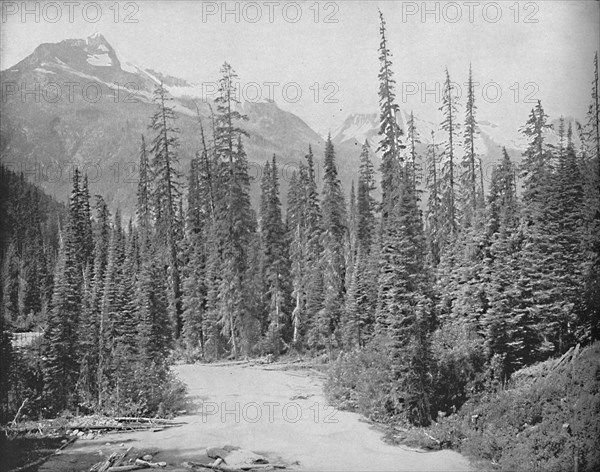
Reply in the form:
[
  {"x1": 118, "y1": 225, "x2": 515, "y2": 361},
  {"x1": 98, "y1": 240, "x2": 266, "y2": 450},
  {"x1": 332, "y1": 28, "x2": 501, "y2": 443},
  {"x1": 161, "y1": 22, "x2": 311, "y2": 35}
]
[
  {"x1": 93, "y1": 447, "x2": 147, "y2": 472},
  {"x1": 11, "y1": 398, "x2": 28, "y2": 426},
  {"x1": 555, "y1": 346, "x2": 574, "y2": 369},
  {"x1": 113, "y1": 446, "x2": 133, "y2": 467},
  {"x1": 554, "y1": 344, "x2": 582, "y2": 370},
  {"x1": 106, "y1": 466, "x2": 147, "y2": 472},
  {"x1": 423, "y1": 431, "x2": 441, "y2": 445},
  {"x1": 98, "y1": 452, "x2": 119, "y2": 472},
  {"x1": 134, "y1": 458, "x2": 167, "y2": 468},
  {"x1": 114, "y1": 417, "x2": 185, "y2": 425},
  {"x1": 572, "y1": 343, "x2": 581, "y2": 362},
  {"x1": 183, "y1": 461, "x2": 286, "y2": 471}
]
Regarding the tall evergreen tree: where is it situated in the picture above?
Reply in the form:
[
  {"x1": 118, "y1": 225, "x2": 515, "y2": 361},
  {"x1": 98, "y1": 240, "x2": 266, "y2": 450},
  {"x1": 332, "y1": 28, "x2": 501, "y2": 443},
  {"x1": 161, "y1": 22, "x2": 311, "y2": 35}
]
[
  {"x1": 42, "y1": 173, "x2": 86, "y2": 412},
  {"x1": 407, "y1": 111, "x2": 422, "y2": 190},
  {"x1": 425, "y1": 131, "x2": 442, "y2": 265},
  {"x1": 137, "y1": 134, "x2": 152, "y2": 250},
  {"x1": 439, "y1": 68, "x2": 460, "y2": 237},
  {"x1": 376, "y1": 169, "x2": 433, "y2": 425},
  {"x1": 461, "y1": 64, "x2": 482, "y2": 226},
  {"x1": 212, "y1": 63, "x2": 256, "y2": 357},
  {"x1": 149, "y1": 83, "x2": 183, "y2": 339},
  {"x1": 260, "y1": 155, "x2": 290, "y2": 355},
  {"x1": 377, "y1": 10, "x2": 404, "y2": 219},
  {"x1": 311, "y1": 136, "x2": 346, "y2": 353}
]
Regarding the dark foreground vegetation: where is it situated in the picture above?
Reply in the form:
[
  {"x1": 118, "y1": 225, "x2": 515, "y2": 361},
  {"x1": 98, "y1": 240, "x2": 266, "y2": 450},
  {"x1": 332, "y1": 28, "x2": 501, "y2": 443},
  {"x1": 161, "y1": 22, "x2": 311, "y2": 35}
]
[{"x1": 327, "y1": 342, "x2": 600, "y2": 471}]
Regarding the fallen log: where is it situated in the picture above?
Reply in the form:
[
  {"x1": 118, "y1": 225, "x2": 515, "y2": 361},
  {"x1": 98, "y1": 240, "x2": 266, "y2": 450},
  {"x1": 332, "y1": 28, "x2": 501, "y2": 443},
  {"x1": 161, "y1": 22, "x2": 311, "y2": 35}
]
[
  {"x1": 135, "y1": 458, "x2": 167, "y2": 468},
  {"x1": 98, "y1": 452, "x2": 119, "y2": 472},
  {"x1": 183, "y1": 461, "x2": 286, "y2": 471},
  {"x1": 112, "y1": 446, "x2": 133, "y2": 468},
  {"x1": 423, "y1": 431, "x2": 441, "y2": 445},
  {"x1": 554, "y1": 346, "x2": 574, "y2": 369},
  {"x1": 114, "y1": 417, "x2": 186, "y2": 425},
  {"x1": 11, "y1": 398, "x2": 28, "y2": 426},
  {"x1": 107, "y1": 465, "x2": 148, "y2": 472}
]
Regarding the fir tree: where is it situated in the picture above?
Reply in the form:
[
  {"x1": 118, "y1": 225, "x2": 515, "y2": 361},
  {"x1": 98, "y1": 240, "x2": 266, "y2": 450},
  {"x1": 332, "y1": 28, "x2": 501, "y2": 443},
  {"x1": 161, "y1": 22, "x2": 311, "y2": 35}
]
[
  {"x1": 377, "y1": 10, "x2": 405, "y2": 219},
  {"x1": 212, "y1": 65, "x2": 256, "y2": 357},
  {"x1": 260, "y1": 155, "x2": 290, "y2": 355},
  {"x1": 137, "y1": 134, "x2": 152, "y2": 250},
  {"x1": 376, "y1": 171, "x2": 433, "y2": 425},
  {"x1": 461, "y1": 64, "x2": 482, "y2": 226},
  {"x1": 315, "y1": 135, "x2": 347, "y2": 354},
  {"x1": 356, "y1": 140, "x2": 377, "y2": 254},
  {"x1": 407, "y1": 111, "x2": 422, "y2": 190},
  {"x1": 425, "y1": 131, "x2": 442, "y2": 266},
  {"x1": 149, "y1": 83, "x2": 183, "y2": 339},
  {"x1": 439, "y1": 68, "x2": 460, "y2": 237}
]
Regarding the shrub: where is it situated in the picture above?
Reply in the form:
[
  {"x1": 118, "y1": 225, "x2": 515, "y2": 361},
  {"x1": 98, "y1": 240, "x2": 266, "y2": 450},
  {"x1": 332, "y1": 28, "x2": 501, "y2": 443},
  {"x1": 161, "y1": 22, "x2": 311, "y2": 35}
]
[
  {"x1": 430, "y1": 320, "x2": 488, "y2": 415},
  {"x1": 325, "y1": 336, "x2": 398, "y2": 423},
  {"x1": 429, "y1": 342, "x2": 600, "y2": 471}
]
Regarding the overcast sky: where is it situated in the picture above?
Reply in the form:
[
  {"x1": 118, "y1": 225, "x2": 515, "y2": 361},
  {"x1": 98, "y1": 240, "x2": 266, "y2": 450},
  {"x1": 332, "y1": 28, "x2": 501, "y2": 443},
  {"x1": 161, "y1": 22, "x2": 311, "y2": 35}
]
[{"x1": 2, "y1": 1, "x2": 599, "y2": 134}]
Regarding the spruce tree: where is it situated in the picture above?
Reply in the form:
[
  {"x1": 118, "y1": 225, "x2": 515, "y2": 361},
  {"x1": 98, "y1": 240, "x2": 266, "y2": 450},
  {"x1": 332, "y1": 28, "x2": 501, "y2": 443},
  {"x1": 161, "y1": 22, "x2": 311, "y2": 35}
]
[
  {"x1": 376, "y1": 170, "x2": 433, "y2": 425},
  {"x1": 212, "y1": 64, "x2": 256, "y2": 357},
  {"x1": 582, "y1": 52, "x2": 600, "y2": 341},
  {"x1": 260, "y1": 155, "x2": 290, "y2": 355},
  {"x1": 314, "y1": 136, "x2": 347, "y2": 354},
  {"x1": 425, "y1": 131, "x2": 442, "y2": 265},
  {"x1": 42, "y1": 170, "x2": 86, "y2": 412},
  {"x1": 461, "y1": 64, "x2": 482, "y2": 226},
  {"x1": 377, "y1": 10, "x2": 404, "y2": 219},
  {"x1": 137, "y1": 135, "x2": 152, "y2": 250},
  {"x1": 148, "y1": 83, "x2": 183, "y2": 339},
  {"x1": 356, "y1": 140, "x2": 377, "y2": 253},
  {"x1": 439, "y1": 68, "x2": 460, "y2": 238},
  {"x1": 407, "y1": 112, "x2": 422, "y2": 190}
]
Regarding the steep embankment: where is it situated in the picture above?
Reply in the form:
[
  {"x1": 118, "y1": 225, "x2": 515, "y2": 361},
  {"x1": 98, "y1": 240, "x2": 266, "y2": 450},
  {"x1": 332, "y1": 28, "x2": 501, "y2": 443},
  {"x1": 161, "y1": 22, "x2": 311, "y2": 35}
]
[{"x1": 428, "y1": 342, "x2": 600, "y2": 471}]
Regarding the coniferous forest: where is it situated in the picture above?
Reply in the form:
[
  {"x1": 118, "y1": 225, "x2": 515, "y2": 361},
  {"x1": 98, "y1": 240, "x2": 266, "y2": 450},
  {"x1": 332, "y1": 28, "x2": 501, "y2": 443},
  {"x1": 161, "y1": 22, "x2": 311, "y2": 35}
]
[{"x1": 1, "y1": 11, "x2": 599, "y2": 470}]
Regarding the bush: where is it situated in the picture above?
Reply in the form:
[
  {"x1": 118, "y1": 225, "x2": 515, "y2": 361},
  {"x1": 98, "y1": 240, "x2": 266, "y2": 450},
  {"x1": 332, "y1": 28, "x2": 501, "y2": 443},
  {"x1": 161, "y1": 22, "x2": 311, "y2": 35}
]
[
  {"x1": 428, "y1": 342, "x2": 600, "y2": 471},
  {"x1": 430, "y1": 320, "x2": 488, "y2": 415},
  {"x1": 325, "y1": 336, "x2": 399, "y2": 423},
  {"x1": 98, "y1": 358, "x2": 188, "y2": 419}
]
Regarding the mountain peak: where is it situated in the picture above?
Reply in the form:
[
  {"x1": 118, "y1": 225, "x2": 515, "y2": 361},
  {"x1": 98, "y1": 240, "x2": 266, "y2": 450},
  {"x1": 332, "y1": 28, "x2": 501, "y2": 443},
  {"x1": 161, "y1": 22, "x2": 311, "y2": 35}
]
[
  {"x1": 85, "y1": 32, "x2": 111, "y2": 48},
  {"x1": 88, "y1": 31, "x2": 105, "y2": 40}
]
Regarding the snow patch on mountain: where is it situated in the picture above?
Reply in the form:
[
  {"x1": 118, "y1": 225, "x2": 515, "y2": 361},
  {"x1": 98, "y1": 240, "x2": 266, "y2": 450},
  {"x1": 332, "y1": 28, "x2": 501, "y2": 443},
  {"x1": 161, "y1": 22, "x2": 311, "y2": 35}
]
[
  {"x1": 112, "y1": 48, "x2": 140, "y2": 74},
  {"x1": 87, "y1": 53, "x2": 112, "y2": 67},
  {"x1": 142, "y1": 68, "x2": 162, "y2": 85},
  {"x1": 34, "y1": 67, "x2": 56, "y2": 75},
  {"x1": 167, "y1": 84, "x2": 205, "y2": 99},
  {"x1": 479, "y1": 120, "x2": 527, "y2": 151},
  {"x1": 336, "y1": 114, "x2": 378, "y2": 145}
]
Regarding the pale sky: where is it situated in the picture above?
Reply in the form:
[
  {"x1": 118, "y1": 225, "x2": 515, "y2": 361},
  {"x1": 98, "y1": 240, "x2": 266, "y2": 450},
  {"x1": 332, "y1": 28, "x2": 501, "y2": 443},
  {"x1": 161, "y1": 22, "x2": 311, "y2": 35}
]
[{"x1": 1, "y1": 1, "x2": 599, "y2": 134}]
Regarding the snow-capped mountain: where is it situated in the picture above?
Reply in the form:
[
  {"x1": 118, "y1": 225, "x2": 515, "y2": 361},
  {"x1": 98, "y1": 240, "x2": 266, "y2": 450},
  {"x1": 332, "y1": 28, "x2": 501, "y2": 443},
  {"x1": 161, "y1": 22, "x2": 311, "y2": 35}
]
[
  {"x1": 0, "y1": 33, "x2": 326, "y2": 214},
  {"x1": 333, "y1": 110, "x2": 520, "y2": 155},
  {"x1": 2, "y1": 33, "x2": 572, "y2": 215}
]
